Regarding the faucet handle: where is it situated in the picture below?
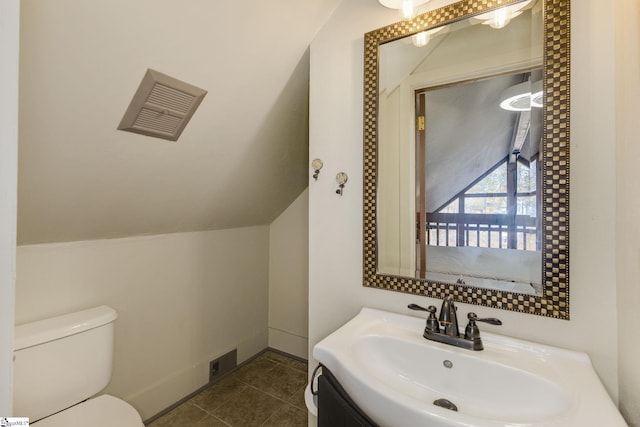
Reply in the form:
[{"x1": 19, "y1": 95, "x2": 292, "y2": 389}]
[
  {"x1": 408, "y1": 304, "x2": 440, "y2": 332},
  {"x1": 407, "y1": 303, "x2": 430, "y2": 312},
  {"x1": 467, "y1": 312, "x2": 502, "y2": 325},
  {"x1": 464, "y1": 312, "x2": 502, "y2": 341}
]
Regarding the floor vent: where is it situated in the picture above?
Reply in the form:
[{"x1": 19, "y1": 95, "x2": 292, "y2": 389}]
[
  {"x1": 118, "y1": 69, "x2": 207, "y2": 141},
  {"x1": 209, "y1": 349, "x2": 237, "y2": 383}
]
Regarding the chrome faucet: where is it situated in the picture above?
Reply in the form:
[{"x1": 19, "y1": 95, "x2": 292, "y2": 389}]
[{"x1": 408, "y1": 297, "x2": 502, "y2": 351}]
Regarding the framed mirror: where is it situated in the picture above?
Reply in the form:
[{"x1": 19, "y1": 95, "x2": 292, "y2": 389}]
[{"x1": 363, "y1": 0, "x2": 570, "y2": 318}]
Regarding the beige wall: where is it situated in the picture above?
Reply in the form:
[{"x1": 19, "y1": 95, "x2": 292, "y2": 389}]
[
  {"x1": 0, "y1": 0, "x2": 19, "y2": 414},
  {"x1": 615, "y1": 0, "x2": 640, "y2": 425},
  {"x1": 13, "y1": 188, "x2": 313, "y2": 420},
  {"x1": 269, "y1": 189, "x2": 309, "y2": 358},
  {"x1": 308, "y1": 0, "x2": 622, "y2": 425},
  {"x1": 15, "y1": 226, "x2": 270, "y2": 420}
]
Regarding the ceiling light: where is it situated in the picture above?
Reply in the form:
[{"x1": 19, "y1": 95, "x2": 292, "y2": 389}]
[
  {"x1": 499, "y1": 79, "x2": 543, "y2": 111},
  {"x1": 377, "y1": 0, "x2": 432, "y2": 20},
  {"x1": 531, "y1": 84, "x2": 543, "y2": 108}
]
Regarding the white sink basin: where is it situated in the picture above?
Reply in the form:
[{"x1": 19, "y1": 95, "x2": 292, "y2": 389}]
[{"x1": 313, "y1": 307, "x2": 626, "y2": 427}]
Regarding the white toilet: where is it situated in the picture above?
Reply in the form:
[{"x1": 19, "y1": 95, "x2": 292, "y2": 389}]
[{"x1": 13, "y1": 306, "x2": 144, "y2": 426}]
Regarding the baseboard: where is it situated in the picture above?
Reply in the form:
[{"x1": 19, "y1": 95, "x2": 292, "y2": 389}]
[
  {"x1": 141, "y1": 345, "x2": 307, "y2": 425},
  {"x1": 268, "y1": 327, "x2": 308, "y2": 360},
  {"x1": 126, "y1": 329, "x2": 268, "y2": 422},
  {"x1": 128, "y1": 358, "x2": 208, "y2": 422}
]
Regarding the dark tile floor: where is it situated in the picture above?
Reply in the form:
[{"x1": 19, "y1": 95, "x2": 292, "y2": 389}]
[{"x1": 147, "y1": 350, "x2": 309, "y2": 427}]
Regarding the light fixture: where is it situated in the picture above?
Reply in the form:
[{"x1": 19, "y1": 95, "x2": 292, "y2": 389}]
[
  {"x1": 377, "y1": 0, "x2": 432, "y2": 21},
  {"x1": 475, "y1": 0, "x2": 532, "y2": 30},
  {"x1": 401, "y1": 0, "x2": 415, "y2": 20},
  {"x1": 488, "y1": 7, "x2": 513, "y2": 29},
  {"x1": 412, "y1": 31, "x2": 429, "y2": 47},
  {"x1": 530, "y1": 83, "x2": 543, "y2": 108},
  {"x1": 411, "y1": 26, "x2": 447, "y2": 47},
  {"x1": 499, "y1": 79, "x2": 543, "y2": 111}
]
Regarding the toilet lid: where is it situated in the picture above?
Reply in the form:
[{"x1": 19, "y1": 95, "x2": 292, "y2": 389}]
[{"x1": 33, "y1": 394, "x2": 143, "y2": 427}]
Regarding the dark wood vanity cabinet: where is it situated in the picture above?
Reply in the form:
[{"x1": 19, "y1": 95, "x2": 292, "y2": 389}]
[{"x1": 317, "y1": 367, "x2": 378, "y2": 427}]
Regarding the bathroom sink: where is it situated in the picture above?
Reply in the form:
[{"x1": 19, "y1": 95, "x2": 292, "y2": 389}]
[{"x1": 313, "y1": 307, "x2": 626, "y2": 427}]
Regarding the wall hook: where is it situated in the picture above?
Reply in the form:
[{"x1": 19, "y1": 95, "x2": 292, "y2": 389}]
[
  {"x1": 311, "y1": 158, "x2": 323, "y2": 180},
  {"x1": 335, "y1": 172, "x2": 348, "y2": 195}
]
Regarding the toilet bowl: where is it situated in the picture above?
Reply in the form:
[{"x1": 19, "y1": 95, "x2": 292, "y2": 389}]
[{"x1": 12, "y1": 306, "x2": 144, "y2": 426}]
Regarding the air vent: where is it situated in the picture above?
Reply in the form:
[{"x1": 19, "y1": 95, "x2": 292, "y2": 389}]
[{"x1": 118, "y1": 69, "x2": 207, "y2": 141}]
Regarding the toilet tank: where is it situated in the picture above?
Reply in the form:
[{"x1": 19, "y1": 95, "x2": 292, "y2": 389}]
[{"x1": 12, "y1": 306, "x2": 118, "y2": 422}]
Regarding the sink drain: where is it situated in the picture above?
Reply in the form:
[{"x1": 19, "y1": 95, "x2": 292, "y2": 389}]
[{"x1": 433, "y1": 398, "x2": 458, "y2": 412}]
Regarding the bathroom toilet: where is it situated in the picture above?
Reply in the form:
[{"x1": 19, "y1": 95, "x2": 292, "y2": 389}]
[{"x1": 12, "y1": 306, "x2": 144, "y2": 426}]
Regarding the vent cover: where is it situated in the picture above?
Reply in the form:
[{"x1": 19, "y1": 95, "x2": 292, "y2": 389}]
[{"x1": 118, "y1": 69, "x2": 207, "y2": 141}]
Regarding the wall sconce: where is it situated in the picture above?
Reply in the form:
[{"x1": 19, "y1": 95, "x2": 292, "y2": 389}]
[
  {"x1": 335, "y1": 172, "x2": 348, "y2": 196},
  {"x1": 377, "y1": 0, "x2": 432, "y2": 21},
  {"x1": 311, "y1": 158, "x2": 323, "y2": 180}
]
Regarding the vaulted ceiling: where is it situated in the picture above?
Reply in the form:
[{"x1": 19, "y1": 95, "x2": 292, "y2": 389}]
[{"x1": 17, "y1": 0, "x2": 339, "y2": 244}]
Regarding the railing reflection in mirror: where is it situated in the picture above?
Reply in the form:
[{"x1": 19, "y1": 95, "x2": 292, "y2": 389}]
[{"x1": 424, "y1": 213, "x2": 538, "y2": 249}]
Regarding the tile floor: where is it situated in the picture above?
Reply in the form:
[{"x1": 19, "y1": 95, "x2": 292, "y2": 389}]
[{"x1": 147, "y1": 350, "x2": 309, "y2": 427}]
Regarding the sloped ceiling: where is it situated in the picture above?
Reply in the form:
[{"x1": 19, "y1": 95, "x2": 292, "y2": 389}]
[
  {"x1": 18, "y1": 0, "x2": 339, "y2": 244},
  {"x1": 425, "y1": 73, "x2": 528, "y2": 211}
]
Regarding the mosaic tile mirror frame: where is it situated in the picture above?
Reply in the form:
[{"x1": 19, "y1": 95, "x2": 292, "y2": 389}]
[{"x1": 362, "y1": 0, "x2": 570, "y2": 319}]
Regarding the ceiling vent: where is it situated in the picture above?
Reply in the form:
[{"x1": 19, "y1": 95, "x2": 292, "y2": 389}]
[{"x1": 118, "y1": 69, "x2": 207, "y2": 141}]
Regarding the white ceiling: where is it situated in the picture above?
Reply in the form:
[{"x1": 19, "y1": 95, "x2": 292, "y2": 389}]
[{"x1": 17, "y1": 0, "x2": 339, "y2": 244}]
